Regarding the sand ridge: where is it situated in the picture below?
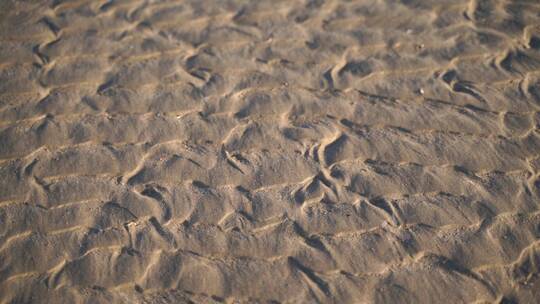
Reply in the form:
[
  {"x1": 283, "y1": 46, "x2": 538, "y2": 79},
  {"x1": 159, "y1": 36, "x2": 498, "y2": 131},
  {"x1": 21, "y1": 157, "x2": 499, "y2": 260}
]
[{"x1": 1, "y1": 0, "x2": 540, "y2": 303}]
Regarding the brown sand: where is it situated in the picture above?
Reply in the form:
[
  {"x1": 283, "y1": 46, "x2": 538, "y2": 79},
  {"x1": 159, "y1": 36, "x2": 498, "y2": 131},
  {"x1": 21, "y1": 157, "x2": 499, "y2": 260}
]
[{"x1": 1, "y1": 0, "x2": 540, "y2": 303}]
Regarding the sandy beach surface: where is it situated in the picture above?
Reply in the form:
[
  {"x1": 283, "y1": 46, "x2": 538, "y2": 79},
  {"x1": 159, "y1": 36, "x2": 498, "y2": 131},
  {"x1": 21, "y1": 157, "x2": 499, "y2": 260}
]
[{"x1": 1, "y1": 0, "x2": 540, "y2": 303}]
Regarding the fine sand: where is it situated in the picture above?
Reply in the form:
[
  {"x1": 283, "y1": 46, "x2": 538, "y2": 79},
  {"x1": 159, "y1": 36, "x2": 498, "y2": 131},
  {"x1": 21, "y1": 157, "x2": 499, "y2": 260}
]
[{"x1": 1, "y1": 0, "x2": 540, "y2": 303}]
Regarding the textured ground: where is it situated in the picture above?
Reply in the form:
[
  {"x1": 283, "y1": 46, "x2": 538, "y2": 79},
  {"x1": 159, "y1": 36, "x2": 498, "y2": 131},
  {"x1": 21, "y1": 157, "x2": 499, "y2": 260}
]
[{"x1": 1, "y1": 0, "x2": 540, "y2": 303}]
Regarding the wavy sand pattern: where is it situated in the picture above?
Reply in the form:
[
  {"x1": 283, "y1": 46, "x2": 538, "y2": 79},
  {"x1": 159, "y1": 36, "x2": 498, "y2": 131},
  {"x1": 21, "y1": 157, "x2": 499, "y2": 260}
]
[{"x1": 1, "y1": 0, "x2": 540, "y2": 303}]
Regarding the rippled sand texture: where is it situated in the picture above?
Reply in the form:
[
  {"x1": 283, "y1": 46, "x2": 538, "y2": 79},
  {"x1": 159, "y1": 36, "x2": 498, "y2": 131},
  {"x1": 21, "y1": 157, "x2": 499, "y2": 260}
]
[{"x1": 1, "y1": 0, "x2": 540, "y2": 303}]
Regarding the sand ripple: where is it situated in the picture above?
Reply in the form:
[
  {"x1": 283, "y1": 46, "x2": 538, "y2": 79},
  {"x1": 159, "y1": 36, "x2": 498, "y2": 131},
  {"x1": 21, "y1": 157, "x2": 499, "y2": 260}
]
[{"x1": 1, "y1": 0, "x2": 540, "y2": 303}]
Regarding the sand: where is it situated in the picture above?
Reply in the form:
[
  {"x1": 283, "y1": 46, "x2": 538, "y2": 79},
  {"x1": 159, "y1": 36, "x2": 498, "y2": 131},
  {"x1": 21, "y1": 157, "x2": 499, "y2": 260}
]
[{"x1": 0, "y1": 0, "x2": 539, "y2": 303}]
